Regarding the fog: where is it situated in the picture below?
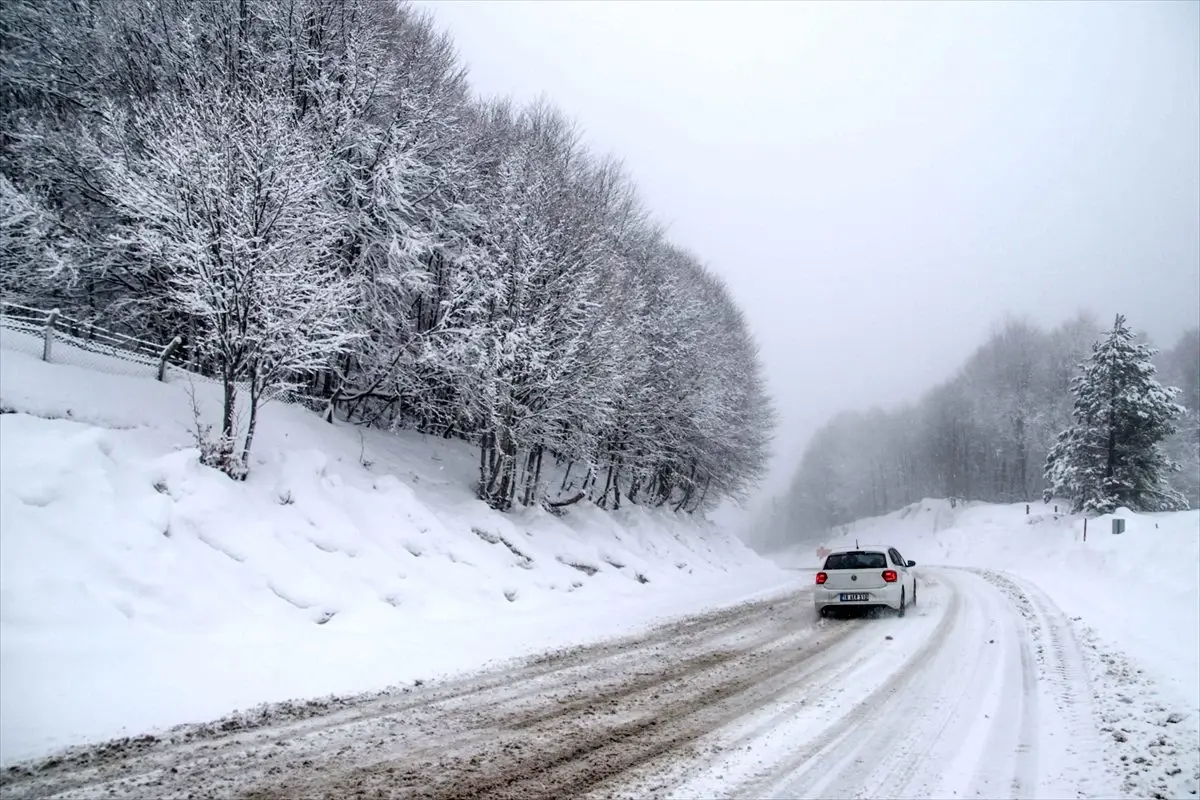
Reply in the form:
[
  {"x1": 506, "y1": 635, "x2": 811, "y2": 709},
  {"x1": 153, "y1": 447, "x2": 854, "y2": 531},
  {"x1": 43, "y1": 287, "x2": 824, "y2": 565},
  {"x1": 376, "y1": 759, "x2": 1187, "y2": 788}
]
[{"x1": 416, "y1": 0, "x2": 1200, "y2": 497}]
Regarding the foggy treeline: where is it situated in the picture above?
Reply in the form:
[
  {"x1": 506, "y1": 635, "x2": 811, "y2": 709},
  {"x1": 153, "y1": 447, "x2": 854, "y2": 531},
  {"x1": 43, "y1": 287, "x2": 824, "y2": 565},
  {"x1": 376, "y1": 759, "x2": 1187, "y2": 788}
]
[
  {"x1": 767, "y1": 317, "x2": 1199, "y2": 546},
  {"x1": 0, "y1": 0, "x2": 774, "y2": 512}
]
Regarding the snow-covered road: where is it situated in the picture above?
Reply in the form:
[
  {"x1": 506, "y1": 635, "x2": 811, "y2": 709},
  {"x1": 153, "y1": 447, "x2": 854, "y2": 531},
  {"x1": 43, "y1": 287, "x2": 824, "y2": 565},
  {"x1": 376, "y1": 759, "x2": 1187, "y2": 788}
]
[
  {"x1": 2, "y1": 567, "x2": 1192, "y2": 800},
  {"x1": 655, "y1": 568, "x2": 1114, "y2": 800}
]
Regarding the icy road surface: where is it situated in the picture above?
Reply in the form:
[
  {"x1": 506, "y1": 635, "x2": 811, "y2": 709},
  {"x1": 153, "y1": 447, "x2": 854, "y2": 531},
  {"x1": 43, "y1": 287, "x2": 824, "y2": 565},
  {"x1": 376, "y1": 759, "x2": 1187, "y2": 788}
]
[{"x1": 3, "y1": 568, "x2": 1193, "y2": 800}]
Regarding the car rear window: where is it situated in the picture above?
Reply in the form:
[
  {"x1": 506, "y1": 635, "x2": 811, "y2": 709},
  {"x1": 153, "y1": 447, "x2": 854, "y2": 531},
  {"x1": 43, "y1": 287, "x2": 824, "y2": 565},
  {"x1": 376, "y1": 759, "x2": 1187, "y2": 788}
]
[{"x1": 824, "y1": 551, "x2": 887, "y2": 570}]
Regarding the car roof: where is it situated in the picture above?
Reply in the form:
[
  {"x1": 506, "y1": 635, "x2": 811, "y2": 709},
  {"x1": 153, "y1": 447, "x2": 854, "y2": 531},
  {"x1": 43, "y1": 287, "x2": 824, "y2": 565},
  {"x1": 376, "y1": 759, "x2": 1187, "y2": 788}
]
[{"x1": 826, "y1": 545, "x2": 892, "y2": 554}]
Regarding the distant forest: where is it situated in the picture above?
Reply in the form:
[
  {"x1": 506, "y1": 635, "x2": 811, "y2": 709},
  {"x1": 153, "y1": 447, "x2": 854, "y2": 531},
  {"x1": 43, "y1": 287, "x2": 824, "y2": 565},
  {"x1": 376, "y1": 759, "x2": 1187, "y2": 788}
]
[
  {"x1": 0, "y1": 0, "x2": 773, "y2": 512},
  {"x1": 766, "y1": 317, "x2": 1200, "y2": 546}
]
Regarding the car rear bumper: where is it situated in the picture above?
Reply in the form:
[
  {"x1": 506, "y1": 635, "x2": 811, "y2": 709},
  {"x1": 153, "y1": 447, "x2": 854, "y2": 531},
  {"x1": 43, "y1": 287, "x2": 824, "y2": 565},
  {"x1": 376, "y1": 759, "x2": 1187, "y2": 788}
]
[{"x1": 814, "y1": 584, "x2": 903, "y2": 611}]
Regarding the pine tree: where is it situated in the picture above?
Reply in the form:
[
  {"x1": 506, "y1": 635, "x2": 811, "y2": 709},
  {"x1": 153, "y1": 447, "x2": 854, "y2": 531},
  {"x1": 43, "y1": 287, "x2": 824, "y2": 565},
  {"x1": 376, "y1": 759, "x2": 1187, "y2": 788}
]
[{"x1": 1043, "y1": 314, "x2": 1188, "y2": 513}]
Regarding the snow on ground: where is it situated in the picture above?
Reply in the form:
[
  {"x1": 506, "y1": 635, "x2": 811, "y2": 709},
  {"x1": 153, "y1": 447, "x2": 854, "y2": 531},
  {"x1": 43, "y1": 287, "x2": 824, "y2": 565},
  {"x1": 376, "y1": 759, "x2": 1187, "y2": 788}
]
[
  {"x1": 0, "y1": 568, "x2": 1131, "y2": 800},
  {"x1": 774, "y1": 498, "x2": 1200, "y2": 799},
  {"x1": 0, "y1": 331, "x2": 800, "y2": 764}
]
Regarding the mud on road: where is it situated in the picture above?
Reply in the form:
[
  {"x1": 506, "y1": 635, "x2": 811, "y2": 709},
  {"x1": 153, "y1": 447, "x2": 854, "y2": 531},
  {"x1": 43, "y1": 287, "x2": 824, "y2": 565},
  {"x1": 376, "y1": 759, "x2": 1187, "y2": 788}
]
[{"x1": 1, "y1": 586, "x2": 856, "y2": 800}]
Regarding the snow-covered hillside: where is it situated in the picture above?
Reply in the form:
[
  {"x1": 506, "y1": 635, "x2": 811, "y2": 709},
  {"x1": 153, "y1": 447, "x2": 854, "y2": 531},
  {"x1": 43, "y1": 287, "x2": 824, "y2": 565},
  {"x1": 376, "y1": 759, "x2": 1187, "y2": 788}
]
[
  {"x1": 775, "y1": 498, "x2": 1200, "y2": 750},
  {"x1": 0, "y1": 335, "x2": 797, "y2": 764}
]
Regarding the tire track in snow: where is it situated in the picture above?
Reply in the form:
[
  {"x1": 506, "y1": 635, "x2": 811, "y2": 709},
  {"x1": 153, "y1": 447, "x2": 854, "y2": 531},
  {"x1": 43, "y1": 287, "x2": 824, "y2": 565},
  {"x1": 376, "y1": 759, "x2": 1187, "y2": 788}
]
[
  {"x1": 1, "y1": 588, "x2": 855, "y2": 800},
  {"x1": 579, "y1": 617, "x2": 897, "y2": 799},
  {"x1": 253, "y1": 612, "x2": 867, "y2": 800},
  {"x1": 0, "y1": 588, "x2": 802, "y2": 796},
  {"x1": 973, "y1": 569, "x2": 1120, "y2": 799},
  {"x1": 1, "y1": 569, "x2": 1135, "y2": 800},
  {"x1": 844, "y1": 574, "x2": 1012, "y2": 799},
  {"x1": 662, "y1": 567, "x2": 1114, "y2": 800},
  {"x1": 749, "y1": 575, "x2": 995, "y2": 799},
  {"x1": 794, "y1": 568, "x2": 1108, "y2": 799},
  {"x1": 722, "y1": 577, "x2": 964, "y2": 799},
  {"x1": 925, "y1": 568, "x2": 1039, "y2": 800}
]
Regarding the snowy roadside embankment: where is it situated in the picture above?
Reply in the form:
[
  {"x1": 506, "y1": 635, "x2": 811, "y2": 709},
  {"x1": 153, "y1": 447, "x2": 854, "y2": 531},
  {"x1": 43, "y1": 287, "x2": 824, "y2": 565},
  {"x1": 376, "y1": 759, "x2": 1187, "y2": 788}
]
[
  {"x1": 0, "y1": 340, "x2": 799, "y2": 764},
  {"x1": 775, "y1": 498, "x2": 1200, "y2": 723}
]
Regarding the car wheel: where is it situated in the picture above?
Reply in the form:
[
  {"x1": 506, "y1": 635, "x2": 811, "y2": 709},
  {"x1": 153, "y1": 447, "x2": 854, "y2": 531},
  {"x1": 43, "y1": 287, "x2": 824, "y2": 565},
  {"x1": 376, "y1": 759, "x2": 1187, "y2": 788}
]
[{"x1": 898, "y1": 588, "x2": 906, "y2": 618}]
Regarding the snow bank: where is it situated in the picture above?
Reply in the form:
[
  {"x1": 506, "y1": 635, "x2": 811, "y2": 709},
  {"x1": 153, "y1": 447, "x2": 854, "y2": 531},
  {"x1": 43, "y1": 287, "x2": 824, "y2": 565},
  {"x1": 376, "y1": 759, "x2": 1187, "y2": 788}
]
[
  {"x1": 0, "y1": 337, "x2": 797, "y2": 763},
  {"x1": 775, "y1": 498, "x2": 1200, "y2": 718}
]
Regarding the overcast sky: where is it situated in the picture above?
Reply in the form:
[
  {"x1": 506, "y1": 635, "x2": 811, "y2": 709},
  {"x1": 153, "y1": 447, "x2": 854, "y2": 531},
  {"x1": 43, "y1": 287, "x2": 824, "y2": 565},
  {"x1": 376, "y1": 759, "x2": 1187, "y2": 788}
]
[{"x1": 415, "y1": 0, "x2": 1200, "y2": 499}]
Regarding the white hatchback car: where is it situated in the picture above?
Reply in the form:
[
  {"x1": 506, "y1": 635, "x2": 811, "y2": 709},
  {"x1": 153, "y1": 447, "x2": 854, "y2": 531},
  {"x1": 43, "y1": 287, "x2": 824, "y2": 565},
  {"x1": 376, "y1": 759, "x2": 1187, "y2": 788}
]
[{"x1": 814, "y1": 545, "x2": 917, "y2": 617}]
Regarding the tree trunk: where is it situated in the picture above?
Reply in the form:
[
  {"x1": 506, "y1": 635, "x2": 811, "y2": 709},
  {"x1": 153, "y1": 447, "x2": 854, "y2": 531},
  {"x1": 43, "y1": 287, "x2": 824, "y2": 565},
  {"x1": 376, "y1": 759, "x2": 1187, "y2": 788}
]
[
  {"x1": 547, "y1": 491, "x2": 585, "y2": 508},
  {"x1": 221, "y1": 369, "x2": 237, "y2": 444},
  {"x1": 220, "y1": 364, "x2": 238, "y2": 468},
  {"x1": 690, "y1": 475, "x2": 711, "y2": 513},
  {"x1": 582, "y1": 466, "x2": 596, "y2": 501},
  {"x1": 1014, "y1": 416, "x2": 1028, "y2": 499},
  {"x1": 478, "y1": 430, "x2": 492, "y2": 499},
  {"x1": 878, "y1": 463, "x2": 888, "y2": 511},
  {"x1": 239, "y1": 374, "x2": 261, "y2": 478},
  {"x1": 480, "y1": 420, "x2": 518, "y2": 511},
  {"x1": 1106, "y1": 374, "x2": 1117, "y2": 483},
  {"x1": 533, "y1": 447, "x2": 545, "y2": 502},
  {"x1": 673, "y1": 483, "x2": 693, "y2": 513},
  {"x1": 505, "y1": 449, "x2": 519, "y2": 509},
  {"x1": 673, "y1": 462, "x2": 697, "y2": 512},
  {"x1": 598, "y1": 463, "x2": 616, "y2": 509},
  {"x1": 522, "y1": 447, "x2": 540, "y2": 507},
  {"x1": 609, "y1": 458, "x2": 623, "y2": 511}
]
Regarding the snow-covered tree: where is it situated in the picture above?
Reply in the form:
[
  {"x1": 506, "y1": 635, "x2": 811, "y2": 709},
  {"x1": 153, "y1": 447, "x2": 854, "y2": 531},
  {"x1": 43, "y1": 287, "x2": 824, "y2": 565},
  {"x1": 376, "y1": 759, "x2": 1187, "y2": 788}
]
[
  {"x1": 1158, "y1": 328, "x2": 1200, "y2": 507},
  {"x1": 0, "y1": 175, "x2": 78, "y2": 304},
  {"x1": 98, "y1": 88, "x2": 359, "y2": 477},
  {"x1": 1043, "y1": 314, "x2": 1188, "y2": 513},
  {"x1": 767, "y1": 314, "x2": 1102, "y2": 544},
  {"x1": 0, "y1": 0, "x2": 777, "y2": 512}
]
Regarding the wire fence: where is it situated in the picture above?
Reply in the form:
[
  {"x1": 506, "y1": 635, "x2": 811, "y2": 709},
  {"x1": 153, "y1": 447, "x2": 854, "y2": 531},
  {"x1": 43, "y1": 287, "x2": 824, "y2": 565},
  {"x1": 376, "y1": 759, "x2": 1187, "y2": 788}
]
[
  {"x1": 0, "y1": 301, "x2": 327, "y2": 412},
  {"x1": 0, "y1": 300, "x2": 194, "y2": 382}
]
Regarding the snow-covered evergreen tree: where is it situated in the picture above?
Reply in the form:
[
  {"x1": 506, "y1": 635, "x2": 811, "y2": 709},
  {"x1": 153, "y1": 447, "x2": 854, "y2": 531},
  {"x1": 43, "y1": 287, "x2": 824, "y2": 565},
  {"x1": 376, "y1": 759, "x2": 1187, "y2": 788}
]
[
  {"x1": 766, "y1": 312, "x2": 1179, "y2": 544},
  {"x1": 1043, "y1": 314, "x2": 1188, "y2": 513},
  {"x1": 1158, "y1": 328, "x2": 1200, "y2": 507}
]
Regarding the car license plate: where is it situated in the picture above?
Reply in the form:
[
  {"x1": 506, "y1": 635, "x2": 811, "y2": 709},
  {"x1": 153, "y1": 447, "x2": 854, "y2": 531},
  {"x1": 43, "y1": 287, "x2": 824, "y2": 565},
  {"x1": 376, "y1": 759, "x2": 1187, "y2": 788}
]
[{"x1": 839, "y1": 593, "x2": 869, "y2": 602}]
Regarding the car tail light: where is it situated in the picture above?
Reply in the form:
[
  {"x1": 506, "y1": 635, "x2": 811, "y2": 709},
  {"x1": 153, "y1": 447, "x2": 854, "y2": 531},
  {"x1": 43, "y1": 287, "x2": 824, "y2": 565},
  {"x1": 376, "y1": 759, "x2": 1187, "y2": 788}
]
[
  {"x1": 816, "y1": 571, "x2": 827, "y2": 585},
  {"x1": 882, "y1": 570, "x2": 898, "y2": 583}
]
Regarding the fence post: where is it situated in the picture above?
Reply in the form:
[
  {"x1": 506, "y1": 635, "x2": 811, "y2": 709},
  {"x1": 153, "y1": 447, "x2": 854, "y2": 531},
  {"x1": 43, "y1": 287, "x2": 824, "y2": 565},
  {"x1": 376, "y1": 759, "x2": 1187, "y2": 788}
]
[
  {"x1": 42, "y1": 308, "x2": 60, "y2": 362},
  {"x1": 157, "y1": 336, "x2": 183, "y2": 382}
]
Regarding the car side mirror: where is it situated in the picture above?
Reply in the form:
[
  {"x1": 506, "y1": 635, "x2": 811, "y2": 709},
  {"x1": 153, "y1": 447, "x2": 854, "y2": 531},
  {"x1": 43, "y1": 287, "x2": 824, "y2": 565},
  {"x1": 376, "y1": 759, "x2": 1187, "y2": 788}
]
[{"x1": 906, "y1": 560, "x2": 916, "y2": 568}]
